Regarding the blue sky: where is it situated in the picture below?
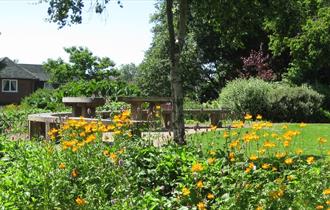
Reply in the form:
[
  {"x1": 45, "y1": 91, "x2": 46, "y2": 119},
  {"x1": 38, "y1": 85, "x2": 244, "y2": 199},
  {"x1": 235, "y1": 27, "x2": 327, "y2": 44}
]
[{"x1": 0, "y1": 0, "x2": 156, "y2": 65}]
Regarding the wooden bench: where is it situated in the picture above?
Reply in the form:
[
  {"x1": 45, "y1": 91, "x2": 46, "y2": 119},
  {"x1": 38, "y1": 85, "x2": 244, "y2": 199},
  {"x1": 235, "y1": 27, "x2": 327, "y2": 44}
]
[
  {"x1": 62, "y1": 97, "x2": 106, "y2": 118},
  {"x1": 161, "y1": 108, "x2": 230, "y2": 129}
]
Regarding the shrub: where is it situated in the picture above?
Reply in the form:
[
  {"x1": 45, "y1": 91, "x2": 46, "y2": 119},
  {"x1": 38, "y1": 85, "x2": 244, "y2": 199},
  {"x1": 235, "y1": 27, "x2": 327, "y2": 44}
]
[
  {"x1": 269, "y1": 84, "x2": 324, "y2": 122},
  {"x1": 218, "y1": 78, "x2": 324, "y2": 122},
  {"x1": 218, "y1": 78, "x2": 273, "y2": 118},
  {"x1": 0, "y1": 105, "x2": 49, "y2": 134}
]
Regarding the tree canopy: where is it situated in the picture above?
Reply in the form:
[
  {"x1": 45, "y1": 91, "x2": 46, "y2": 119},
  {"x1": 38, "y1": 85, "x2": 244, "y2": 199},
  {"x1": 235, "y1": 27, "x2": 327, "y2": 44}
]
[{"x1": 44, "y1": 46, "x2": 117, "y2": 86}]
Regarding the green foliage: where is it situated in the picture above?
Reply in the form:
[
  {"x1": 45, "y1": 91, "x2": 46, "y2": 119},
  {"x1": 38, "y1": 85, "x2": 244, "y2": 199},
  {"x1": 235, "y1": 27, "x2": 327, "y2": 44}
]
[
  {"x1": 218, "y1": 78, "x2": 324, "y2": 122},
  {"x1": 21, "y1": 79, "x2": 140, "y2": 111},
  {"x1": 44, "y1": 46, "x2": 117, "y2": 86},
  {"x1": 0, "y1": 105, "x2": 48, "y2": 134},
  {"x1": 218, "y1": 78, "x2": 273, "y2": 118},
  {"x1": 1, "y1": 119, "x2": 330, "y2": 209},
  {"x1": 269, "y1": 84, "x2": 324, "y2": 122},
  {"x1": 285, "y1": 7, "x2": 330, "y2": 84}
]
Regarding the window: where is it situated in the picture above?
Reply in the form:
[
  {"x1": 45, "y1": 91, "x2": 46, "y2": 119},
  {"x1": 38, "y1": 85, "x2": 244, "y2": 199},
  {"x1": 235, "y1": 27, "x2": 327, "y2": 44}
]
[{"x1": 2, "y1": 79, "x2": 18, "y2": 92}]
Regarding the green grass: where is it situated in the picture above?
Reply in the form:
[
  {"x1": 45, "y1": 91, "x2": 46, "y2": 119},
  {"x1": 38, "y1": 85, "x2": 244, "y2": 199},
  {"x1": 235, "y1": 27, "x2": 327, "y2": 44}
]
[{"x1": 187, "y1": 123, "x2": 330, "y2": 156}]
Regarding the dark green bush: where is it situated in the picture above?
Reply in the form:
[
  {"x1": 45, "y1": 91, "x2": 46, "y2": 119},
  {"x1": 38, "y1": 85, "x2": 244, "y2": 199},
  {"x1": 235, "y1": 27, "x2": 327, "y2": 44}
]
[
  {"x1": 269, "y1": 84, "x2": 324, "y2": 122},
  {"x1": 218, "y1": 78, "x2": 325, "y2": 122}
]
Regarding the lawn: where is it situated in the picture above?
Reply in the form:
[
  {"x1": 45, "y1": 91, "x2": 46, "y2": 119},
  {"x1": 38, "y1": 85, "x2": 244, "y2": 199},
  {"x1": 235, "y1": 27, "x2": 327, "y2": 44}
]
[{"x1": 188, "y1": 123, "x2": 330, "y2": 156}]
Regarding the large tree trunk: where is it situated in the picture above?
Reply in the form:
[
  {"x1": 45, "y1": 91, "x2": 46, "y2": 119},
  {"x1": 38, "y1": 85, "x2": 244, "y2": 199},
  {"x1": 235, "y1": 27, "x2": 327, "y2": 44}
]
[{"x1": 166, "y1": 0, "x2": 188, "y2": 145}]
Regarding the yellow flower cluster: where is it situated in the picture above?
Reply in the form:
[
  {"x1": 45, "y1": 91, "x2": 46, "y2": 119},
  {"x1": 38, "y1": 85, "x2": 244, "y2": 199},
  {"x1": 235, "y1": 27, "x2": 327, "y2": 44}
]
[{"x1": 48, "y1": 110, "x2": 132, "y2": 152}]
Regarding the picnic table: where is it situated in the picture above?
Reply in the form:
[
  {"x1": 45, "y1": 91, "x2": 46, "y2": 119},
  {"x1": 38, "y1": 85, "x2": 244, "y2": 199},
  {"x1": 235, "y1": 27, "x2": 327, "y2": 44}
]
[
  {"x1": 117, "y1": 96, "x2": 172, "y2": 121},
  {"x1": 62, "y1": 97, "x2": 106, "y2": 118}
]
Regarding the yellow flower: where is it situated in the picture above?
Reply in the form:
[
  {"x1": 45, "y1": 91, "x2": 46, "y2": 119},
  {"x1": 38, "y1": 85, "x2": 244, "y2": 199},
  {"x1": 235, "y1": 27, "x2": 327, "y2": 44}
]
[
  {"x1": 326, "y1": 200, "x2": 330, "y2": 205},
  {"x1": 275, "y1": 152, "x2": 286, "y2": 159},
  {"x1": 244, "y1": 113, "x2": 252, "y2": 120},
  {"x1": 323, "y1": 188, "x2": 330, "y2": 195},
  {"x1": 110, "y1": 153, "x2": 117, "y2": 161},
  {"x1": 103, "y1": 150, "x2": 109, "y2": 156},
  {"x1": 209, "y1": 150, "x2": 216, "y2": 156},
  {"x1": 59, "y1": 163, "x2": 65, "y2": 169},
  {"x1": 85, "y1": 135, "x2": 96, "y2": 143},
  {"x1": 256, "y1": 114, "x2": 262, "y2": 120},
  {"x1": 182, "y1": 187, "x2": 190, "y2": 196},
  {"x1": 196, "y1": 180, "x2": 203, "y2": 189},
  {"x1": 307, "y1": 156, "x2": 315, "y2": 165},
  {"x1": 263, "y1": 141, "x2": 276, "y2": 148},
  {"x1": 75, "y1": 196, "x2": 86, "y2": 206},
  {"x1": 229, "y1": 152, "x2": 235, "y2": 162},
  {"x1": 283, "y1": 140, "x2": 290, "y2": 147},
  {"x1": 299, "y1": 122, "x2": 307, "y2": 128},
  {"x1": 270, "y1": 189, "x2": 284, "y2": 199},
  {"x1": 229, "y1": 140, "x2": 239, "y2": 149},
  {"x1": 207, "y1": 193, "x2": 215, "y2": 200},
  {"x1": 223, "y1": 131, "x2": 229, "y2": 138},
  {"x1": 191, "y1": 163, "x2": 203, "y2": 172},
  {"x1": 197, "y1": 201, "x2": 206, "y2": 210},
  {"x1": 249, "y1": 154, "x2": 258, "y2": 161},
  {"x1": 256, "y1": 206, "x2": 264, "y2": 210},
  {"x1": 316, "y1": 205, "x2": 324, "y2": 210},
  {"x1": 319, "y1": 137, "x2": 327, "y2": 144},
  {"x1": 245, "y1": 167, "x2": 251, "y2": 173},
  {"x1": 79, "y1": 132, "x2": 86, "y2": 137},
  {"x1": 262, "y1": 163, "x2": 271, "y2": 169},
  {"x1": 232, "y1": 121, "x2": 244, "y2": 128},
  {"x1": 71, "y1": 168, "x2": 78, "y2": 178},
  {"x1": 207, "y1": 157, "x2": 216, "y2": 165},
  {"x1": 155, "y1": 105, "x2": 161, "y2": 110},
  {"x1": 295, "y1": 148, "x2": 304, "y2": 155},
  {"x1": 287, "y1": 175, "x2": 294, "y2": 181},
  {"x1": 210, "y1": 125, "x2": 217, "y2": 131},
  {"x1": 284, "y1": 158, "x2": 293, "y2": 165}
]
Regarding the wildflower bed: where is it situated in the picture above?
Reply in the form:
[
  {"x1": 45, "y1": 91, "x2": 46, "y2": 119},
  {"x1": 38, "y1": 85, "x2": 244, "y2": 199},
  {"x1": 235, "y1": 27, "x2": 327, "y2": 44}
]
[{"x1": 0, "y1": 112, "x2": 329, "y2": 209}]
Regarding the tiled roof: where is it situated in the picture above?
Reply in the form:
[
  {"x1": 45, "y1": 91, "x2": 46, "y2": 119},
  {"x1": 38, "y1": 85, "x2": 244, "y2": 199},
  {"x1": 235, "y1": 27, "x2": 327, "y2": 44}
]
[
  {"x1": 0, "y1": 57, "x2": 49, "y2": 81},
  {"x1": 19, "y1": 64, "x2": 49, "y2": 81}
]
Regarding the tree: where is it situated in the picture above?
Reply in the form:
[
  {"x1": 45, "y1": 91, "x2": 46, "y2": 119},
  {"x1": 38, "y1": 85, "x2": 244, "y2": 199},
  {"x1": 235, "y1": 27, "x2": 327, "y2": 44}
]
[
  {"x1": 46, "y1": 0, "x2": 188, "y2": 144},
  {"x1": 44, "y1": 46, "x2": 117, "y2": 87},
  {"x1": 117, "y1": 63, "x2": 139, "y2": 84}
]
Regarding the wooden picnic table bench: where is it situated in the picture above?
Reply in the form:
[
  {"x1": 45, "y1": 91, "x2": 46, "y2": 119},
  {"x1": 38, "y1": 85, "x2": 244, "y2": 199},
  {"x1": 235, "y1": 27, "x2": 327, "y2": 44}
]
[
  {"x1": 62, "y1": 97, "x2": 106, "y2": 118},
  {"x1": 161, "y1": 108, "x2": 230, "y2": 128},
  {"x1": 117, "y1": 96, "x2": 172, "y2": 121}
]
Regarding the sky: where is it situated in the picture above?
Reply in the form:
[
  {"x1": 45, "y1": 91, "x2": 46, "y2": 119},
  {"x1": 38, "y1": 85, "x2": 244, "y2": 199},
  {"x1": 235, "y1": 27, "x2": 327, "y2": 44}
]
[{"x1": 0, "y1": 0, "x2": 156, "y2": 66}]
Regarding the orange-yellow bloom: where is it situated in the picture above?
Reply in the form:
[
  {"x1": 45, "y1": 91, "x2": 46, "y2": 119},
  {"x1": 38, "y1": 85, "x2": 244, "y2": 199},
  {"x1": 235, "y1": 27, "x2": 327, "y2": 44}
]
[
  {"x1": 59, "y1": 163, "x2": 65, "y2": 169},
  {"x1": 244, "y1": 113, "x2": 252, "y2": 120},
  {"x1": 319, "y1": 137, "x2": 327, "y2": 144},
  {"x1": 75, "y1": 196, "x2": 86, "y2": 206},
  {"x1": 315, "y1": 205, "x2": 324, "y2": 210},
  {"x1": 71, "y1": 168, "x2": 78, "y2": 178},
  {"x1": 182, "y1": 187, "x2": 190, "y2": 196},
  {"x1": 191, "y1": 163, "x2": 203, "y2": 172},
  {"x1": 323, "y1": 188, "x2": 330, "y2": 195},
  {"x1": 207, "y1": 193, "x2": 215, "y2": 200},
  {"x1": 210, "y1": 125, "x2": 217, "y2": 131},
  {"x1": 196, "y1": 180, "x2": 203, "y2": 189},
  {"x1": 197, "y1": 201, "x2": 206, "y2": 210},
  {"x1": 207, "y1": 157, "x2": 216, "y2": 165},
  {"x1": 284, "y1": 158, "x2": 293, "y2": 165},
  {"x1": 306, "y1": 156, "x2": 315, "y2": 165},
  {"x1": 262, "y1": 163, "x2": 271, "y2": 169},
  {"x1": 249, "y1": 154, "x2": 258, "y2": 161}
]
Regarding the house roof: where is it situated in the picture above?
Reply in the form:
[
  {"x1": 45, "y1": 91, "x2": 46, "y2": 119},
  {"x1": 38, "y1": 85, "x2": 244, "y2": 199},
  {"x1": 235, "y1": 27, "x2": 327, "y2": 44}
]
[
  {"x1": 0, "y1": 57, "x2": 49, "y2": 81},
  {"x1": 19, "y1": 64, "x2": 49, "y2": 81}
]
